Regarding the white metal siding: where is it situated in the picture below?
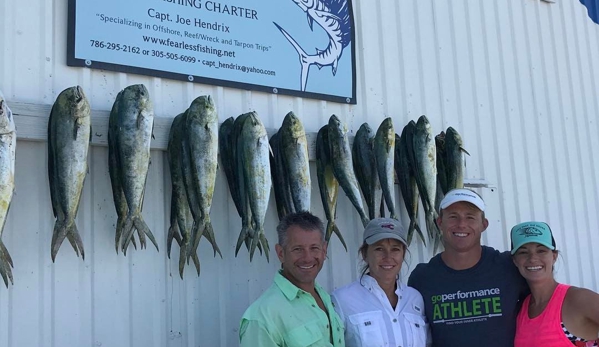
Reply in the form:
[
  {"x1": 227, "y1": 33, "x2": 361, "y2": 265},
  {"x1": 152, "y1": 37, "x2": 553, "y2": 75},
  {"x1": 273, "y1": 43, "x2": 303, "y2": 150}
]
[{"x1": 1, "y1": 0, "x2": 599, "y2": 346}]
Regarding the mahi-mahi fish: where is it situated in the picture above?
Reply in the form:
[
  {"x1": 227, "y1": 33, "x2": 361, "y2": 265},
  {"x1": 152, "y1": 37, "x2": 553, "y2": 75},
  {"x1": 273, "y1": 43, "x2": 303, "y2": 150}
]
[
  {"x1": 274, "y1": 0, "x2": 352, "y2": 91},
  {"x1": 0, "y1": 93, "x2": 16, "y2": 286},
  {"x1": 47, "y1": 86, "x2": 91, "y2": 262},
  {"x1": 181, "y1": 95, "x2": 221, "y2": 274},
  {"x1": 328, "y1": 115, "x2": 369, "y2": 227},
  {"x1": 112, "y1": 85, "x2": 158, "y2": 254}
]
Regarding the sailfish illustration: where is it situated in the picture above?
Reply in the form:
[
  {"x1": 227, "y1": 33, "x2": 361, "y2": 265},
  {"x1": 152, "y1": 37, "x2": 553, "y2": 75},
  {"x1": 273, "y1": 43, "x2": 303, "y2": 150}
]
[{"x1": 274, "y1": 0, "x2": 352, "y2": 91}]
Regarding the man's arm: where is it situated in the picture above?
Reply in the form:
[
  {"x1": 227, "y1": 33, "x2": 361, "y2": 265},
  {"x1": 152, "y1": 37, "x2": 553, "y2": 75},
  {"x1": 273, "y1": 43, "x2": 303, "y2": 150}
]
[{"x1": 239, "y1": 318, "x2": 280, "y2": 347}]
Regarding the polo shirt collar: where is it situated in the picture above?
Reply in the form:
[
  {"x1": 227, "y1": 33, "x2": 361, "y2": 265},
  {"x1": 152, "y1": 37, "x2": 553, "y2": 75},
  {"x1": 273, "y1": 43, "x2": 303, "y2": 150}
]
[{"x1": 274, "y1": 270, "x2": 304, "y2": 301}]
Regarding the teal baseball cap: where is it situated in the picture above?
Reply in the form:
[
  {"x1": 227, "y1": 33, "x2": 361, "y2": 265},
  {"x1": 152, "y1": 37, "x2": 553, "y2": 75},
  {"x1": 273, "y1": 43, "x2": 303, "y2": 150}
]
[{"x1": 510, "y1": 221, "x2": 556, "y2": 254}]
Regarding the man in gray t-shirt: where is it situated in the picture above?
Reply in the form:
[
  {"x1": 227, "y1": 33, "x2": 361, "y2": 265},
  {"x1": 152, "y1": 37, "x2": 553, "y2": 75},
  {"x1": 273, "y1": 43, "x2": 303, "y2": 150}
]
[{"x1": 408, "y1": 189, "x2": 528, "y2": 347}]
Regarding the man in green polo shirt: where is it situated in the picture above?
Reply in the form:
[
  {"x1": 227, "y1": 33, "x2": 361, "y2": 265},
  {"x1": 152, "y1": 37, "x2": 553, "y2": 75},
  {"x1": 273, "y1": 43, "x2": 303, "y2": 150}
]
[{"x1": 239, "y1": 211, "x2": 345, "y2": 346}]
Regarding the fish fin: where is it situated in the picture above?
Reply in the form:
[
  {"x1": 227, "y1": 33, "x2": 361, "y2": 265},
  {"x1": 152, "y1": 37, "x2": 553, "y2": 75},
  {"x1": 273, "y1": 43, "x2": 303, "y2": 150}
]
[
  {"x1": 133, "y1": 215, "x2": 159, "y2": 252},
  {"x1": 249, "y1": 228, "x2": 263, "y2": 262},
  {"x1": 273, "y1": 22, "x2": 312, "y2": 91},
  {"x1": 203, "y1": 220, "x2": 222, "y2": 258},
  {"x1": 0, "y1": 241, "x2": 14, "y2": 287},
  {"x1": 178, "y1": 241, "x2": 188, "y2": 279},
  {"x1": 332, "y1": 222, "x2": 347, "y2": 252},
  {"x1": 460, "y1": 146, "x2": 470, "y2": 156},
  {"x1": 120, "y1": 218, "x2": 135, "y2": 255},
  {"x1": 191, "y1": 252, "x2": 201, "y2": 277},
  {"x1": 235, "y1": 226, "x2": 250, "y2": 257},
  {"x1": 313, "y1": 9, "x2": 342, "y2": 22},
  {"x1": 425, "y1": 212, "x2": 436, "y2": 243},
  {"x1": 414, "y1": 220, "x2": 427, "y2": 246},
  {"x1": 407, "y1": 220, "x2": 415, "y2": 246},
  {"x1": 167, "y1": 223, "x2": 182, "y2": 259},
  {"x1": 73, "y1": 120, "x2": 80, "y2": 140},
  {"x1": 65, "y1": 230, "x2": 81, "y2": 260},
  {"x1": 307, "y1": 14, "x2": 314, "y2": 30},
  {"x1": 115, "y1": 216, "x2": 125, "y2": 254},
  {"x1": 51, "y1": 219, "x2": 69, "y2": 262},
  {"x1": 136, "y1": 110, "x2": 143, "y2": 129},
  {"x1": 259, "y1": 233, "x2": 270, "y2": 263}
]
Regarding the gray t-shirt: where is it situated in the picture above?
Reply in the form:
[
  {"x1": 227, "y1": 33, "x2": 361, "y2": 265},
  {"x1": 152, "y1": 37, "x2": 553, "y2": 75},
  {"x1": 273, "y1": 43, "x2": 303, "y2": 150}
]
[{"x1": 408, "y1": 246, "x2": 528, "y2": 347}]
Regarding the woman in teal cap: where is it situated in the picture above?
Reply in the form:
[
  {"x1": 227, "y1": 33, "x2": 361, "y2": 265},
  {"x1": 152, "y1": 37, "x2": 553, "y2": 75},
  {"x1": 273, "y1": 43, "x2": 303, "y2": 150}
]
[{"x1": 510, "y1": 221, "x2": 599, "y2": 346}]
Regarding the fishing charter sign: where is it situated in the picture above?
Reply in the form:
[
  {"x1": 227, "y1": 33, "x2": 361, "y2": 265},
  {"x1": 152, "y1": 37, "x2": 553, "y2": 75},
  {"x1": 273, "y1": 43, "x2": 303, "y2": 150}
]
[{"x1": 67, "y1": 0, "x2": 357, "y2": 104}]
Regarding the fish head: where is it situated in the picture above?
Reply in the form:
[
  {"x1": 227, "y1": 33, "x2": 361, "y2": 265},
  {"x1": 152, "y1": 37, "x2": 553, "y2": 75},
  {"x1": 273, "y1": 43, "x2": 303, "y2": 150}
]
[
  {"x1": 282, "y1": 111, "x2": 305, "y2": 139},
  {"x1": 0, "y1": 94, "x2": 15, "y2": 135},
  {"x1": 57, "y1": 86, "x2": 90, "y2": 120},
  {"x1": 290, "y1": 0, "x2": 314, "y2": 11},
  {"x1": 435, "y1": 131, "x2": 446, "y2": 148},
  {"x1": 446, "y1": 126, "x2": 463, "y2": 146},
  {"x1": 120, "y1": 84, "x2": 152, "y2": 117},
  {"x1": 377, "y1": 117, "x2": 395, "y2": 142},
  {"x1": 415, "y1": 115, "x2": 432, "y2": 136},
  {"x1": 188, "y1": 95, "x2": 217, "y2": 123},
  {"x1": 328, "y1": 114, "x2": 347, "y2": 138},
  {"x1": 357, "y1": 123, "x2": 373, "y2": 139},
  {"x1": 244, "y1": 112, "x2": 267, "y2": 138}
]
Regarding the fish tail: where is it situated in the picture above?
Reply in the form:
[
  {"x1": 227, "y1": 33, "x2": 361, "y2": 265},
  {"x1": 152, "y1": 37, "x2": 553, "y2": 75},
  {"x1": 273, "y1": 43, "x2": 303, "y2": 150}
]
[
  {"x1": 332, "y1": 222, "x2": 347, "y2": 251},
  {"x1": 273, "y1": 22, "x2": 312, "y2": 91},
  {"x1": 65, "y1": 225, "x2": 85, "y2": 260},
  {"x1": 166, "y1": 223, "x2": 180, "y2": 259},
  {"x1": 190, "y1": 252, "x2": 201, "y2": 277},
  {"x1": 249, "y1": 228, "x2": 262, "y2": 262},
  {"x1": 204, "y1": 220, "x2": 222, "y2": 258},
  {"x1": 178, "y1": 241, "x2": 187, "y2": 279},
  {"x1": 115, "y1": 216, "x2": 125, "y2": 254},
  {"x1": 120, "y1": 217, "x2": 135, "y2": 255},
  {"x1": 425, "y1": 212, "x2": 437, "y2": 243},
  {"x1": 51, "y1": 219, "x2": 69, "y2": 262},
  {"x1": 413, "y1": 219, "x2": 427, "y2": 246},
  {"x1": 407, "y1": 219, "x2": 415, "y2": 245},
  {"x1": 259, "y1": 233, "x2": 270, "y2": 263},
  {"x1": 235, "y1": 226, "x2": 250, "y2": 257},
  {"x1": 0, "y1": 241, "x2": 14, "y2": 287},
  {"x1": 133, "y1": 215, "x2": 159, "y2": 252},
  {"x1": 135, "y1": 227, "x2": 147, "y2": 250}
]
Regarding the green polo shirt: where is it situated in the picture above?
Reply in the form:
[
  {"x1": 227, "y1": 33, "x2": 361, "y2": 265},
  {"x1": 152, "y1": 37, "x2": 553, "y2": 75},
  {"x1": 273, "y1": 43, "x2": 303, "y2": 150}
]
[{"x1": 239, "y1": 271, "x2": 345, "y2": 347}]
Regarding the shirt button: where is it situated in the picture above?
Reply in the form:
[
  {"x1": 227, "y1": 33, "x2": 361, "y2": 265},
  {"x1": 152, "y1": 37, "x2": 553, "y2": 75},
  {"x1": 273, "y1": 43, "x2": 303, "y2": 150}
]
[
  {"x1": 326, "y1": 324, "x2": 329, "y2": 328},
  {"x1": 312, "y1": 304, "x2": 316, "y2": 308},
  {"x1": 393, "y1": 319, "x2": 397, "y2": 322}
]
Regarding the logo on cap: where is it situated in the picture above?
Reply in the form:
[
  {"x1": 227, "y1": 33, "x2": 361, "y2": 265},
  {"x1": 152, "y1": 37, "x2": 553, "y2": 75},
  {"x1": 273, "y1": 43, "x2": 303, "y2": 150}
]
[
  {"x1": 519, "y1": 226, "x2": 543, "y2": 238},
  {"x1": 381, "y1": 223, "x2": 395, "y2": 230}
]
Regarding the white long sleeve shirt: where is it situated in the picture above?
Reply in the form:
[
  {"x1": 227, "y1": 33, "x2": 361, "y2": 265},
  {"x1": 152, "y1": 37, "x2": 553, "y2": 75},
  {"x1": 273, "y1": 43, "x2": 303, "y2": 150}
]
[{"x1": 331, "y1": 275, "x2": 431, "y2": 347}]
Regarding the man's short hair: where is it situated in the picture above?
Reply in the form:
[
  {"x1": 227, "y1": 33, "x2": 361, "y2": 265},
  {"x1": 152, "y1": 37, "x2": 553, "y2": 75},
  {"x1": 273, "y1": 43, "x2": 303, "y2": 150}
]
[{"x1": 276, "y1": 211, "x2": 325, "y2": 247}]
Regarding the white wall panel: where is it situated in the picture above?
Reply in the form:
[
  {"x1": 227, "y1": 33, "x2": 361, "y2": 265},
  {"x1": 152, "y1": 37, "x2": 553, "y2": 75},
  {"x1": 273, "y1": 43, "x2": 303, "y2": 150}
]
[{"x1": 2, "y1": 0, "x2": 599, "y2": 346}]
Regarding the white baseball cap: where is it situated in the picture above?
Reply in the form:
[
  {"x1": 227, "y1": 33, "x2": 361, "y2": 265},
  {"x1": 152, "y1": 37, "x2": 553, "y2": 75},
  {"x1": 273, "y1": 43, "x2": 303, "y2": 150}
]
[{"x1": 439, "y1": 188, "x2": 485, "y2": 211}]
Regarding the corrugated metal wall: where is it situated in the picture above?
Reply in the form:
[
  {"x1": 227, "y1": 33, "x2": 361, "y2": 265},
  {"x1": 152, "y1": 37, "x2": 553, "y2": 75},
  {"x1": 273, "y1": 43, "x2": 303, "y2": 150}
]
[{"x1": 1, "y1": 0, "x2": 599, "y2": 346}]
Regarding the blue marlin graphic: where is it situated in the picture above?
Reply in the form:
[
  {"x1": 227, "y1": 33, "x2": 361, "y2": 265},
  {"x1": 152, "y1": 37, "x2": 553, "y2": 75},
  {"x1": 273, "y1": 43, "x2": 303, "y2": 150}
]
[{"x1": 274, "y1": 0, "x2": 352, "y2": 91}]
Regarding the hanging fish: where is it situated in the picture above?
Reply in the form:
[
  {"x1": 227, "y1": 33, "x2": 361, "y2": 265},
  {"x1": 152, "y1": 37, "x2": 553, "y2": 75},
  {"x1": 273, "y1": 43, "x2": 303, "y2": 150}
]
[
  {"x1": 110, "y1": 84, "x2": 158, "y2": 254},
  {"x1": 412, "y1": 116, "x2": 441, "y2": 251},
  {"x1": 328, "y1": 115, "x2": 369, "y2": 227},
  {"x1": 47, "y1": 86, "x2": 91, "y2": 261},
  {"x1": 352, "y1": 123, "x2": 378, "y2": 220},
  {"x1": 0, "y1": 93, "x2": 16, "y2": 286},
  {"x1": 374, "y1": 117, "x2": 397, "y2": 219},
  {"x1": 181, "y1": 95, "x2": 221, "y2": 275},
  {"x1": 279, "y1": 112, "x2": 311, "y2": 213},
  {"x1": 235, "y1": 112, "x2": 272, "y2": 261},
  {"x1": 444, "y1": 127, "x2": 469, "y2": 192},
  {"x1": 316, "y1": 125, "x2": 346, "y2": 250},
  {"x1": 395, "y1": 124, "x2": 425, "y2": 246}
]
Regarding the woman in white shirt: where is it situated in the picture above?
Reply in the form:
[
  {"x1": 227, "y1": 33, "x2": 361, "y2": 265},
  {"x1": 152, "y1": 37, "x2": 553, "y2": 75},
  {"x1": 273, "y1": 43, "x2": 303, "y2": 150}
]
[{"x1": 331, "y1": 218, "x2": 430, "y2": 347}]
